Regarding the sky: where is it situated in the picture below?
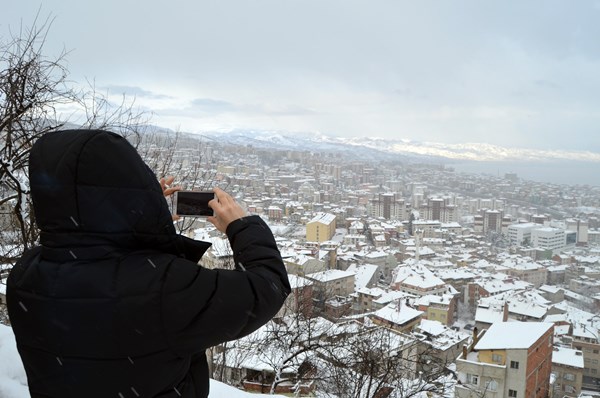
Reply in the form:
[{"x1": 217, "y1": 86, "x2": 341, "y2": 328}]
[{"x1": 2, "y1": 0, "x2": 600, "y2": 152}]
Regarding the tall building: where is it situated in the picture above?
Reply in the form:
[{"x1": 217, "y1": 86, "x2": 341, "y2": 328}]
[
  {"x1": 455, "y1": 322, "x2": 554, "y2": 398},
  {"x1": 419, "y1": 197, "x2": 458, "y2": 223},
  {"x1": 367, "y1": 193, "x2": 410, "y2": 220},
  {"x1": 306, "y1": 212, "x2": 336, "y2": 243},
  {"x1": 566, "y1": 218, "x2": 589, "y2": 245},
  {"x1": 474, "y1": 209, "x2": 511, "y2": 234}
]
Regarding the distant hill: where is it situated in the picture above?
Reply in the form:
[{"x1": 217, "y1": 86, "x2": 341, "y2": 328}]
[{"x1": 196, "y1": 129, "x2": 600, "y2": 164}]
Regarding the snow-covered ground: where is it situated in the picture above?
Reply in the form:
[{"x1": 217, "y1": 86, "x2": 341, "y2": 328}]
[{"x1": 0, "y1": 324, "x2": 286, "y2": 398}]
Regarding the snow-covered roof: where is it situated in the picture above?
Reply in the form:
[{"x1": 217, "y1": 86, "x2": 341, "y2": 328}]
[
  {"x1": 474, "y1": 277, "x2": 531, "y2": 294},
  {"x1": 418, "y1": 319, "x2": 447, "y2": 336},
  {"x1": 393, "y1": 263, "x2": 445, "y2": 289},
  {"x1": 364, "y1": 251, "x2": 388, "y2": 259},
  {"x1": 288, "y1": 274, "x2": 313, "y2": 289},
  {"x1": 369, "y1": 289, "x2": 412, "y2": 305},
  {"x1": 285, "y1": 253, "x2": 317, "y2": 266},
  {"x1": 475, "y1": 305, "x2": 505, "y2": 324},
  {"x1": 372, "y1": 302, "x2": 423, "y2": 326},
  {"x1": 539, "y1": 285, "x2": 562, "y2": 294},
  {"x1": 474, "y1": 322, "x2": 553, "y2": 350},
  {"x1": 552, "y1": 347, "x2": 584, "y2": 369},
  {"x1": 346, "y1": 263, "x2": 378, "y2": 290},
  {"x1": 306, "y1": 269, "x2": 354, "y2": 283},
  {"x1": 435, "y1": 268, "x2": 476, "y2": 280},
  {"x1": 308, "y1": 212, "x2": 336, "y2": 225},
  {"x1": 415, "y1": 294, "x2": 454, "y2": 307},
  {"x1": 417, "y1": 319, "x2": 470, "y2": 351}
]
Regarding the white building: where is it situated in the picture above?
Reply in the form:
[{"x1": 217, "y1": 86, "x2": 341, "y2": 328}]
[
  {"x1": 532, "y1": 227, "x2": 569, "y2": 254},
  {"x1": 508, "y1": 222, "x2": 537, "y2": 246}
]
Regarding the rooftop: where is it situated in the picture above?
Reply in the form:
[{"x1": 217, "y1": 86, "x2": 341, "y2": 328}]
[
  {"x1": 474, "y1": 322, "x2": 553, "y2": 350},
  {"x1": 552, "y1": 347, "x2": 584, "y2": 369}
]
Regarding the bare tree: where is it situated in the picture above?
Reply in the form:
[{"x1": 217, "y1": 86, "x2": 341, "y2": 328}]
[
  {"x1": 211, "y1": 313, "x2": 332, "y2": 395},
  {"x1": 0, "y1": 18, "x2": 218, "y2": 264},
  {"x1": 318, "y1": 325, "x2": 455, "y2": 398},
  {"x1": 0, "y1": 16, "x2": 73, "y2": 265}
]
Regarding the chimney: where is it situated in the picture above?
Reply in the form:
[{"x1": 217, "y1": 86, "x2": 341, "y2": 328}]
[
  {"x1": 462, "y1": 345, "x2": 468, "y2": 359},
  {"x1": 503, "y1": 302, "x2": 509, "y2": 322},
  {"x1": 472, "y1": 327, "x2": 479, "y2": 345}
]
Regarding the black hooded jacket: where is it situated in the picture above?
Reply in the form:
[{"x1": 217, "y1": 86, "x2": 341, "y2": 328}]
[{"x1": 7, "y1": 130, "x2": 291, "y2": 398}]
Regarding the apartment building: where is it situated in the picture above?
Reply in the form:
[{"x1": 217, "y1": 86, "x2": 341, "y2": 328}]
[
  {"x1": 367, "y1": 192, "x2": 410, "y2": 220},
  {"x1": 551, "y1": 346, "x2": 584, "y2": 397},
  {"x1": 370, "y1": 300, "x2": 423, "y2": 334},
  {"x1": 419, "y1": 197, "x2": 459, "y2": 223},
  {"x1": 571, "y1": 323, "x2": 600, "y2": 392},
  {"x1": 415, "y1": 293, "x2": 458, "y2": 326},
  {"x1": 501, "y1": 260, "x2": 548, "y2": 288},
  {"x1": 391, "y1": 263, "x2": 448, "y2": 297},
  {"x1": 455, "y1": 322, "x2": 554, "y2": 398},
  {"x1": 508, "y1": 222, "x2": 537, "y2": 246},
  {"x1": 474, "y1": 209, "x2": 511, "y2": 234},
  {"x1": 306, "y1": 212, "x2": 336, "y2": 243},
  {"x1": 305, "y1": 269, "x2": 355, "y2": 312},
  {"x1": 276, "y1": 274, "x2": 314, "y2": 318},
  {"x1": 532, "y1": 227, "x2": 571, "y2": 255}
]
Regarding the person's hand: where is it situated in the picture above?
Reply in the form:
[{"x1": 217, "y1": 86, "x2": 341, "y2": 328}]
[
  {"x1": 207, "y1": 187, "x2": 246, "y2": 233},
  {"x1": 159, "y1": 176, "x2": 181, "y2": 221},
  {"x1": 160, "y1": 176, "x2": 181, "y2": 197}
]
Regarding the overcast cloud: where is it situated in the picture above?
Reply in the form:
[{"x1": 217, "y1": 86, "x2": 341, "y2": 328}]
[{"x1": 2, "y1": 0, "x2": 600, "y2": 151}]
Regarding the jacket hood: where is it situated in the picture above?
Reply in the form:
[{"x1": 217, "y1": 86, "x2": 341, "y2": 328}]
[{"x1": 29, "y1": 129, "x2": 209, "y2": 260}]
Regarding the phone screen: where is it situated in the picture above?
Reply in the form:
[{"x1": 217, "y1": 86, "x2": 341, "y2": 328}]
[{"x1": 175, "y1": 191, "x2": 214, "y2": 217}]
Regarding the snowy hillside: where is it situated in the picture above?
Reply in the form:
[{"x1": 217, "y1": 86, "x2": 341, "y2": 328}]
[{"x1": 198, "y1": 129, "x2": 600, "y2": 163}]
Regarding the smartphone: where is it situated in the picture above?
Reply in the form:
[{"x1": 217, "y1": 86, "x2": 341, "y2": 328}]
[{"x1": 174, "y1": 191, "x2": 215, "y2": 217}]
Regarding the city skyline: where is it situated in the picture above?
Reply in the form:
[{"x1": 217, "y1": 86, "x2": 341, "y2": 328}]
[{"x1": 3, "y1": 1, "x2": 600, "y2": 153}]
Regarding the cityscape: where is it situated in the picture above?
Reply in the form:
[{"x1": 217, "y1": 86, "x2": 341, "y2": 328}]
[{"x1": 99, "y1": 129, "x2": 599, "y2": 397}]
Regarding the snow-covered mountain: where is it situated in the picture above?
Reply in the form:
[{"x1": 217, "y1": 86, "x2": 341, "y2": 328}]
[{"x1": 198, "y1": 130, "x2": 600, "y2": 163}]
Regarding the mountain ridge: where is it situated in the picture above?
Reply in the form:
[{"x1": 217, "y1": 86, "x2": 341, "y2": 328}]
[{"x1": 195, "y1": 129, "x2": 600, "y2": 163}]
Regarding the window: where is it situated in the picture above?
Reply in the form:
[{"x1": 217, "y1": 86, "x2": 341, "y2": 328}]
[
  {"x1": 565, "y1": 385, "x2": 576, "y2": 393},
  {"x1": 466, "y1": 374, "x2": 479, "y2": 385},
  {"x1": 510, "y1": 361, "x2": 519, "y2": 369},
  {"x1": 508, "y1": 389, "x2": 518, "y2": 397},
  {"x1": 485, "y1": 380, "x2": 498, "y2": 391},
  {"x1": 492, "y1": 353, "x2": 502, "y2": 363},
  {"x1": 563, "y1": 373, "x2": 575, "y2": 381}
]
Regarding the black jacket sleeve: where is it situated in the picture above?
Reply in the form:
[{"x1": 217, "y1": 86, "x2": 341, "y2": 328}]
[{"x1": 161, "y1": 216, "x2": 291, "y2": 354}]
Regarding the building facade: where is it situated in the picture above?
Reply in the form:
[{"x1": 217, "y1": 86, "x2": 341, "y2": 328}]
[
  {"x1": 455, "y1": 322, "x2": 554, "y2": 398},
  {"x1": 306, "y1": 212, "x2": 337, "y2": 242}
]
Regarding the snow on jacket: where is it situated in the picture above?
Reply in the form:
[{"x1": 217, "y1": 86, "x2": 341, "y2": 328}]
[{"x1": 7, "y1": 129, "x2": 291, "y2": 398}]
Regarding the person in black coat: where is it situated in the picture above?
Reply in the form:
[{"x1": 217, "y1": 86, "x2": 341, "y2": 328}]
[{"x1": 6, "y1": 129, "x2": 291, "y2": 398}]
